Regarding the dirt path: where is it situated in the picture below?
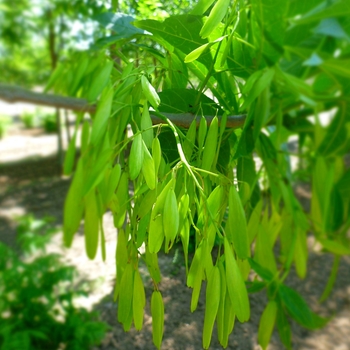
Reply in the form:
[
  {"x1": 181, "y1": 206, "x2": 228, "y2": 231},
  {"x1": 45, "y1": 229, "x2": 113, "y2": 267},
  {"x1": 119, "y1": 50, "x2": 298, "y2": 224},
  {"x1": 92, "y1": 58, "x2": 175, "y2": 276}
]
[{"x1": 1, "y1": 126, "x2": 350, "y2": 350}]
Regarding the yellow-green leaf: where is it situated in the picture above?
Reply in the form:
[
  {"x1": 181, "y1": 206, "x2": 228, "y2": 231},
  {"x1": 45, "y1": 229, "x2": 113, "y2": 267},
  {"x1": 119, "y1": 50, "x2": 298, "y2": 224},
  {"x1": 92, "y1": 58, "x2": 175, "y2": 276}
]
[
  {"x1": 87, "y1": 60, "x2": 113, "y2": 101},
  {"x1": 185, "y1": 43, "x2": 210, "y2": 63},
  {"x1": 90, "y1": 87, "x2": 114, "y2": 145},
  {"x1": 141, "y1": 75, "x2": 160, "y2": 109},
  {"x1": 152, "y1": 137, "x2": 162, "y2": 178},
  {"x1": 201, "y1": 116, "x2": 218, "y2": 172},
  {"x1": 148, "y1": 214, "x2": 164, "y2": 254},
  {"x1": 221, "y1": 290, "x2": 235, "y2": 348},
  {"x1": 203, "y1": 266, "x2": 221, "y2": 349},
  {"x1": 84, "y1": 189, "x2": 100, "y2": 260},
  {"x1": 63, "y1": 160, "x2": 84, "y2": 247},
  {"x1": 133, "y1": 269, "x2": 146, "y2": 331},
  {"x1": 145, "y1": 246, "x2": 162, "y2": 283},
  {"x1": 80, "y1": 120, "x2": 90, "y2": 155},
  {"x1": 142, "y1": 141, "x2": 156, "y2": 190},
  {"x1": 141, "y1": 101, "x2": 153, "y2": 148},
  {"x1": 151, "y1": 290, "x2": 164, "y2": 350},
  {"x1": 118, "y1": 263, "x2": 134, "y2": 331},
  {"x1": 114, "y1": 228, "x2": 128, "y2": 301},
  {"x1": 226, "y1": 185, "x2": 250, "y2": 259},
  {"x1": 191, "y1": 0, "x2": 215, "y2": 15},
  {"x1": 129, "y1": 133, "x2": 144, "y2": 180},
  {"x1": 163, "y1": 188, "x2": 179, "y2": 250},
  {"x1": 224, "y1": 238, "x2": 250, "y2": 322},
  {"x1": 183, "y1": 119, "x2": 196, "y2": 160},
  {"x1": 106, "y1": 163, "x2": 121, "y2": 205},
  {"x1": 198, "y1": 116, "x2": 207, "y2": 151},
  {"x1": 216, "y1": 260, "x2": 227, "y2": 344},
  {"x1": 258, "y1": 300, "x2": 277, "y2": 350},
  {"x1": 200, "y1": 0, "x2": 230, "y2": 38},
  {"x1": 63, "y1": 131, "x2": 77, "y2": 175}
]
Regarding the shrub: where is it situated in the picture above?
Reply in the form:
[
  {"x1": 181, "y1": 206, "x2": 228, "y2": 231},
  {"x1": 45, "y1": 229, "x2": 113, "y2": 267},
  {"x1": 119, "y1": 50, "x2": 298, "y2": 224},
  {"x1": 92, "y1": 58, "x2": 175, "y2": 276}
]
[{"x1": 0, "y1": 215, "x2": 108, "y2": 350}]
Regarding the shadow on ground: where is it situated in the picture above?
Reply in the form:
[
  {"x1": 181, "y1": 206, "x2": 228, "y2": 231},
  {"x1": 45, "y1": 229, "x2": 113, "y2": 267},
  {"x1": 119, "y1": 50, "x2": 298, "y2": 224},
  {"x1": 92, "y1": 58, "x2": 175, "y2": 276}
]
[{"x1": 0, "y1": 154, "x2": 70, "y2": 247}]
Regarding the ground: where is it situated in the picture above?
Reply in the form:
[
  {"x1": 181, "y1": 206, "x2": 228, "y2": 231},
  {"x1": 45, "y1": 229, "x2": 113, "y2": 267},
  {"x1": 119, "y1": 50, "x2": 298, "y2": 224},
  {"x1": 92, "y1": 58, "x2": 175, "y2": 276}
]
[{"x1": 1, "y1": 120, "x2": 350, "y2": 350}]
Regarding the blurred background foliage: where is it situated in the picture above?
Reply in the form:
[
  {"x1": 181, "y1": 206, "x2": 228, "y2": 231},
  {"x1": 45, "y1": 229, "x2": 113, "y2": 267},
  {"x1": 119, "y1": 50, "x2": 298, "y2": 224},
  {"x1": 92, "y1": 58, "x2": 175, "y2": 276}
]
[{"x1": 0, "y1": 0, "x2": 195, "y2": 87}]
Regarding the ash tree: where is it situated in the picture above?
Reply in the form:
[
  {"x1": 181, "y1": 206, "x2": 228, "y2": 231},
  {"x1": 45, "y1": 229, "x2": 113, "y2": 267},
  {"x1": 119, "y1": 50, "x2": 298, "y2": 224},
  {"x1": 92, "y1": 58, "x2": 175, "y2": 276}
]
[{"x1": 46, "y1": 0, "x2": 350, "y2": 349}]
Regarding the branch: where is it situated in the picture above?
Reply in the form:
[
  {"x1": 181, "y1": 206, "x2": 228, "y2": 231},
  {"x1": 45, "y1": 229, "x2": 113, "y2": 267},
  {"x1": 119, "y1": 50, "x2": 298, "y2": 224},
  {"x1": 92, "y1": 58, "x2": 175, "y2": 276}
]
[
  {"x1": 0, "y1": 83, "x2": 246, "y2": 128},
  {"x1": 0, "y1": 83, "x2": 95, "y2": 113}
]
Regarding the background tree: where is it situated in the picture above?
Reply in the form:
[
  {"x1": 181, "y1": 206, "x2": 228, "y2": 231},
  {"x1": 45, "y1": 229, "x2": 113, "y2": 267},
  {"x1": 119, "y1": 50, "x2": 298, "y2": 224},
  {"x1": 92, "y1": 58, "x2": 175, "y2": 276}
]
[{"x1": 0, "y1": 0, "x2": 105, "y2": 86}]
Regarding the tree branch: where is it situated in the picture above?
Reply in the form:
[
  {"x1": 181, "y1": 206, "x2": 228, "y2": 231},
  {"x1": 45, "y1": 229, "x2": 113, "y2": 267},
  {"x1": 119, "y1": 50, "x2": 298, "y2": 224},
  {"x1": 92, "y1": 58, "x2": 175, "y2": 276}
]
[{"x1": 0, "y1": 83, "x2": 246, "y2": 128}]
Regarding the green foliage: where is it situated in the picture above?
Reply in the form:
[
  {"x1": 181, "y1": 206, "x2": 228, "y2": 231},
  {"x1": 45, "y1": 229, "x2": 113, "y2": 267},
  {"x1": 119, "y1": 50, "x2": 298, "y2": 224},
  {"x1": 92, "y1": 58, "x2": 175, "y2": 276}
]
[
  {"x1": 0, "y1": 115, "x2": 10, "y2": 139},
  {"x1": 47, "y1": 0, "x2": 350, "y2": 349},
  {"x1": 19, "y1": 110, "x2": 58, "y2": 133},
  {"x1": 20, "y1": 112, "x2": 37, "y2": 129},
  {"x1": 40, "y1": 113, "x2": 58, "y2": 133},
  {"x1": 0, "y1": 0, "x2": 105, "y2": 86},
  {"x1": 0, "y1": 215, "x2": 108, "y2": 350}
]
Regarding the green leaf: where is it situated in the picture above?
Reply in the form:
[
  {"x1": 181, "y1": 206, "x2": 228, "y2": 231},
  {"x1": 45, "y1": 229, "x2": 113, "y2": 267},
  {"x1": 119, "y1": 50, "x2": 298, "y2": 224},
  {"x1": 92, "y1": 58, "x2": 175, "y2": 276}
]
[
  {"x1": 90, "y1": 87, "x2": 114, "y2": 146},
  {"x1": 225, "y1": 185, "x2": 250, "y2": 259},
  {"x1": 106, "y1": 164, "x2": 121, "y2": 205},
  {"x1": 159, "y1": 88, "x2": 220, "y2": 115},
  {"x1": 141, "y1": 102, "x2": 153, "y2": 148},
  {"x1": 237, "y1": 156, "x2": 260, "y2": 207},
  {"x1": 63, "y1": 132, "x2": 77, "y2": 175},
  {"x1": 191, "y1": 0, "x2": 215, "y2": 15},
  {"x1": 318, "y1": 239, "x2": 350, "y2": 255},
  {"x1": 145, "y1": 246, "x2": 161, "y2": 283},
  {"x1": 151, "y1": 291, "x2": 164, "y2": 349},
  {"x1": 241, "y1": 67, "x2": 275, "y2": 110},
  {"x1": 203, "y1": 266, "x2": 221, "y2": 349},
  {"x1": 87, "y1": 61, "x2": 113, "y2": 102},
  {"x1": 84, "y1": 190, "x2": 100, "y2": 260},
  {"x1": 118, "y1": 263, "x2": 134, "y2": 330},
  {"x1": 185, "y1": 43, "x2": 210, "y2": 63},
  {"x1": 141, "y1": 75, "x2": 160, "y2": 109},
  {"x1": 247, "y1": 257, "x2": 274, "y2": 282},
  {"x1": 163, "y1": 188, "x2": 179, "y2": 249},
  {"x1": 81, "y1": 120, "x2": 90, "y2": 154},
  {"x1": 148, "y1": 179, "x2": 174, "y2": 253},
  {"x1": 133, "y1": 269, "x2": 146, "y2": 331},
  {"x1": 83, "y1": 148, "x2": 112, "y2": 196},
  {"x1": 224, "y1": 238, "x2": 250, "y2": 322},
  {"x1": 294, "y1": 228, "x2": 308, "y2": 279},
  {"x1": 251, "y1": 0, "x2": 288, "y2": 64},
  {"x1": 63, "y1": 160, "x2": 84, "y2": 247},
  {"x1": 255, "y1": 224, "x2": 277, "y2": 274},
  {"x1": 317, "y1": 103, "x2": 350, "y2": 157},
  {"x1": 319, "y1": 255, "x2": 340, "y2": 302},
  {"x1": 142, "y1": 141, "x2": 156, "y2": 190},
  {"x1": 129, "y1": 133, "x2": 144, "y2": 180},
  {"x1": 322, "y1": 59, "x2": 350, "y2": 79},
  {"x1": 201, "y1": 116, "x2": 218, "y2": 172},
  {"x1": 247, "y1": 200, "x2": 263, "y2": 244},
  {"x1": 336, "y1": 169, "x2": 350, "y2": 202},
  {"x1": 258, "y1": 300, "x2": 277, "y2": 350},
  {"x1": 276, "y1": 304, "x2": 292, "y2": 350},
  {"x1": 135, "y1": 15, "x2": 213, "y2": 68},
  {"x1": 187, "y1": 245, "x2": 203, "y2": 311},
  {"x1": 295, "y1": 0, "x2": 350, "y2": 24},
  {"x1": 200, "y1": 0, "x2": 230, "y2": 39},
  {"x1": 279, "y1": 284, "x2": 328, "y2": 329}
]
